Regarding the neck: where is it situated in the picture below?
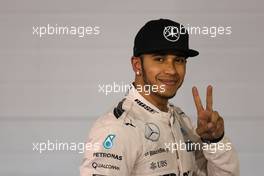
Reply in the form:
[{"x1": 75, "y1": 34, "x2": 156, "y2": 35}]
[{"x1": 133, "y1": 82, "x2": 169, "y2": 112}]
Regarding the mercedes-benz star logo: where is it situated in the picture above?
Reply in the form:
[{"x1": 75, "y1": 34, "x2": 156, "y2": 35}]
[
  {"x1": 145, "y1": 122, "x2": 160, "y2": 141},
  {"x1": 163, "y1": 26, "x2": 180, "y2": 42}
]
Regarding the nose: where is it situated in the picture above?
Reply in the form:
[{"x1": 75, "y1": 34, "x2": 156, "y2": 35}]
[{"x1": 164, "y1": 61, "x2": 177, "y2": 75}]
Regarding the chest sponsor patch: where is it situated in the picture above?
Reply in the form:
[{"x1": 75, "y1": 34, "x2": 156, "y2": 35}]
[
  {"x1": 135, "y1": 99, "x2": 158, "y2": 113},
  {"x1": 150, "y1": 160, "x2": 168, "y2": 170},
  {"x1": 145, "y1": 122, "x2": 160, "y2": 142},
  {"x1": 93, "y1": 152, "x2": 122, "y2": 160},
  {"x1": 144, "y1": 147, "x2": 169, "y2": 157},
  {"x1": 92, "y1": 162, "x2": 119, "y2": 171},
  {"x1": 103, "y1": 134, "x2": 115, "y2": 149}
]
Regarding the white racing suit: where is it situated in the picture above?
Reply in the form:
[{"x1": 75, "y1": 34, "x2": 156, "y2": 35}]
[{"x1": 80, "y1": 85, "x2": 239, "y2": 176}]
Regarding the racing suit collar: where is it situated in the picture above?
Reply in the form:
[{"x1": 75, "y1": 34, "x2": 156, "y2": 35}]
[{"x1": 125, "y1": 83, "x2": 174, "y2": 123}]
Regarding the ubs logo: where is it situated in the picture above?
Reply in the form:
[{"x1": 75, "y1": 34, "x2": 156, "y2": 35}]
[{"x1": 150, "y1": 160, "x2": 167, "y2": 170}]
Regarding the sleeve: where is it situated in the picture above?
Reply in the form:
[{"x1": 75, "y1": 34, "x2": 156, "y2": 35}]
[
  {"x1": 197, "y1": 135, "x2": 239, "y2": 176},
  {"x1": 80, "y1": 116, "x2": 140, "y2": 176},
  {"x1": 175, "y1": 108, "x2": 240, "y2": 176}
]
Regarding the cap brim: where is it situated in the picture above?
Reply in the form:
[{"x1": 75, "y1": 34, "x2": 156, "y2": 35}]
[
  {"x1": 134, "y1": 47, "x2": 199, "y2": 58},
  {"x1": 186, "y1": 49, "x2": 199, "y2": 57},
  {"x1": 162, "y1": 48, "x2": 199, "y2": 57}
]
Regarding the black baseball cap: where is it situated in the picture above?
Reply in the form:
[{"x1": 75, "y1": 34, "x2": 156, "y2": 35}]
[{"x1": 133, "y1": 19, "x2": 199, "y2": 58}]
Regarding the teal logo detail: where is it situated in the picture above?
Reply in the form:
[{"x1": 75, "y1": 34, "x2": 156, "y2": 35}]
[{"x1": 103, "y1": 134, "x2": 116, "y2": 149}]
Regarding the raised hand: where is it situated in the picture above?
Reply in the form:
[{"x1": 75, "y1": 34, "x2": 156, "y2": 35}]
[{"x1": 192, "y1": 85, "x2": 224, "y2": 141}]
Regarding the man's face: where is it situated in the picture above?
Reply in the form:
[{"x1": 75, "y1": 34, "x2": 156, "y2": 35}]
[{"x1": 140, "y1": 53, "x2": 187, "y2": 99}]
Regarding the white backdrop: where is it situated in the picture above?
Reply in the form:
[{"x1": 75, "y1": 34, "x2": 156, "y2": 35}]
[{"x1": 0, "y1": 0, "x2": 263, "y2": 175}]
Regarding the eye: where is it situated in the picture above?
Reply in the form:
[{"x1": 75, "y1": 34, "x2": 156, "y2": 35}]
[
  {"x1": 174, "y1": 57, "x2": 186, "y2": 64},
  {"x1": 154, "y1": 56, "x2": 165, "y2": 62}
]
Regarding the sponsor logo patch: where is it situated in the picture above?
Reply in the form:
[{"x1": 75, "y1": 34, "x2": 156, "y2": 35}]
[
  {"x1": 93, "y1": 152, "x2": 122, "y2": 160},
  {"x1": 145, "y1": 123, "x2": 160, "y2": 142},
  {"x1": 103, "y1": 134, "x2": 115, "y2": 149},
  {"x1": 150, "y1": 160, "x2": 167, "y2": 170},
  {"x1": 135, "y1": 99, "x2": 158, "y2": 113},
  {"x1": 92, "y1": 162, "x2": 120, "y2": 171},
  {"x1": 144, "y1": 147, "x2": 169, "y2": 157}
]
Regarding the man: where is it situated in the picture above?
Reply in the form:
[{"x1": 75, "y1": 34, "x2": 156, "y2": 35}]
[{"x1": 80, "y1": 19, "x2": 239, "y2": 176}]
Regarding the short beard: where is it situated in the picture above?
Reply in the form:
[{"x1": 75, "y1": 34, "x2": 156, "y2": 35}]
[{"x1": 140, "y1": 56, "x2": 179, "y2": 100}]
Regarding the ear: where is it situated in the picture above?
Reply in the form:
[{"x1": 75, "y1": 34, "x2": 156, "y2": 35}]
[{"x1": 131, "y1": 56, "x2": 142, "y2": 73}]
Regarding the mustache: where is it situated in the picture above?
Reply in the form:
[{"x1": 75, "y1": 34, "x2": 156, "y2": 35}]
[
  {"x1": 156, "y1": 76, "x2": 179, "y2": 81},
  {"x1": 156, "y1": 73, "x2": 180, "y2": 80}
]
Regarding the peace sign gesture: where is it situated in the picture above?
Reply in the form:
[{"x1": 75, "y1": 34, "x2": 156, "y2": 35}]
[{"x1": 192, "y1": 85, "x2": 224, "y2": 142}]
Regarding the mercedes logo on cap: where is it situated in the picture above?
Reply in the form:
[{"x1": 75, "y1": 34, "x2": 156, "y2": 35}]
[{"x1": 163, "y1": 26, "x2": 180, "y2": 42}]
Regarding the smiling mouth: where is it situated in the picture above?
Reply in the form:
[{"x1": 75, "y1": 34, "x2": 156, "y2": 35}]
[{"x1": 158, "y1": 79, "x2": 178, "y2": 86}]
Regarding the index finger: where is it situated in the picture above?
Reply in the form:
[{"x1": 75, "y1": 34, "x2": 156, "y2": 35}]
[{"x1": 192, "y1": 86, "x2": 204, "y2": 113}]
